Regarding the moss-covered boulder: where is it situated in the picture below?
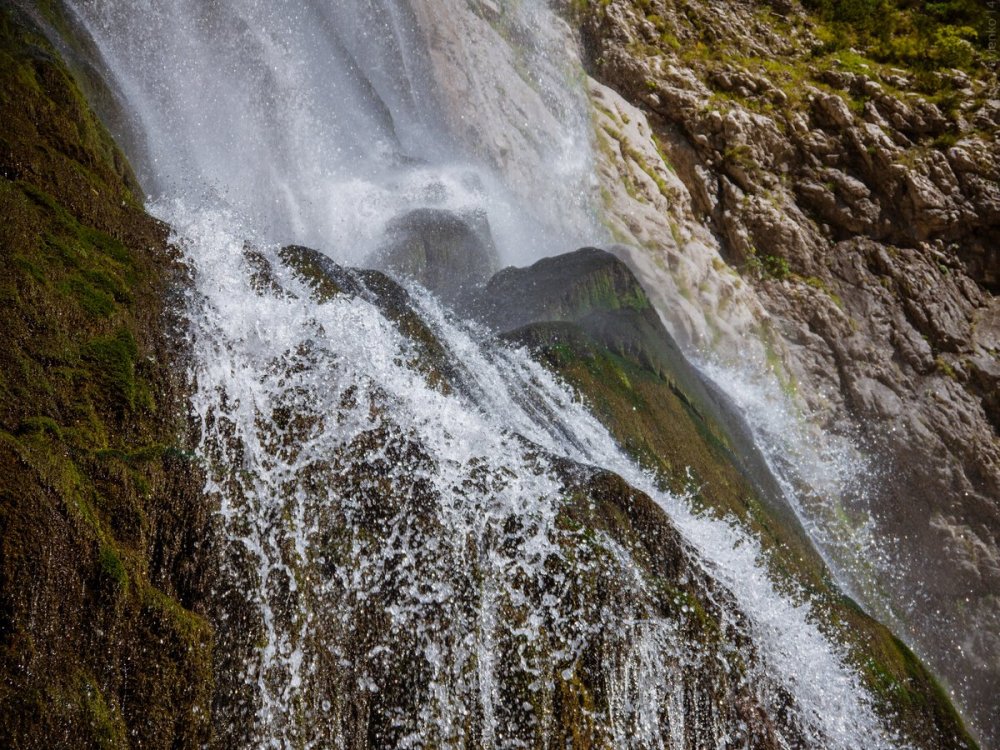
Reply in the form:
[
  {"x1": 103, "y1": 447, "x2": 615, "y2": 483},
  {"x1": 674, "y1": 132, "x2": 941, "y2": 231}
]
[
  {"x1": 0, "y1": 6, "x2": 213, "y2": 747},
  {"x1": 479, "y1": 248, "x2": 802, "y2": 540},
  {"x1": 278, "y1": 243, "x2": 460, "y2": 392},
  {"x1": 481, "y1": 247, "x2": 655, "y2": 339},
  {"x1": 480, "y1": 249, "x2": 977, "y2": 749}
]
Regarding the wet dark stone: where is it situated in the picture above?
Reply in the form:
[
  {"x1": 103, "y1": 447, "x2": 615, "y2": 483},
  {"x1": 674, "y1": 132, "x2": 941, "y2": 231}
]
[{"x1": 372, "y1": 208, "x2": 500, "y2": 301}]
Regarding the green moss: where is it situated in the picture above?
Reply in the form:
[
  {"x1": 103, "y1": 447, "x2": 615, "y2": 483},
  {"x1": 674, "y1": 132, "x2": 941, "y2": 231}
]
[
  {"x1": 141, "y1": 585, "x2": 212, "y2": 642},
  {"x1": 792, "y1": 274, "x2": 844, "y2": 310},
  {"x1": 82, "y1": 329, "x2": 139, "y2": 413},
  {"x1": 0, "y1": 6, "x2": 213, "y2": 747},
  {"x1": 94, "y1": 443, "x2": 167, "y2": 464},
  {"x1": 98, "y1": 544, "x2": 128, "y2": 588},
  {"x1": 16, "y1": 415, "x2": 63, "y2": 439},
  {"x1": 60, "y1": 275, "x2": 117, "y2": 317},
  {"x1": 761, "y1": 254, "x2": 792, "y2": 280},
  {"x1": 516, "y1": 314, "x2": 976, "y2": 746},
  {"x1": 723, "y1": 143, "x2": 755, "y2": 169},
  {"x1": 935, "y1": 355, "x2": 958, "y2": 379},
  {"x1": 79, "y1": 674, "x2": 128, "y2": 750},
  {"x1": 933, "y1": 130, "x2": 960, "y2": 149},
  {"x1": 743, "y1": 246, "x2": 796, "y2": 283}
]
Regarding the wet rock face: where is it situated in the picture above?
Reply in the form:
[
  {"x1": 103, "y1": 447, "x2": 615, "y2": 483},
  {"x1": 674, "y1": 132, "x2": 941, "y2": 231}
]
[
  {"x1": 573, "y1": 0, "x2": 999, "y2": 743},
  {"x1": 372, "y1": 208, "x2": 500, "y2": 302},
  {"x1": 483, "y1": 248, "x2": 649, "y2": 323},
  {"x1": 462, "y1": 247, "x2": 972, "y2": 750},
  {"x1": 277, "y1": 244, "x2": 461, "y2": 393},
  {"x1": 0, "y1": 6, "x2": 213, "y2": 748},
  {"x1": 475, "y1": 247, "x2": 797, "y2": 524},
  {"x1": 208, "y1": 245, "x2": 816, "y2": 750},
  {"x1": 478, "y1": 248, "x2": 672, "y2": 374},
  {"x1": 405, "y1": 0, "x2": 599, "y2": 241}
]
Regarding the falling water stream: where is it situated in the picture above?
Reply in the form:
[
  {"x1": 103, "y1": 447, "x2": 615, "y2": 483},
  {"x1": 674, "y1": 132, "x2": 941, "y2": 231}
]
[{"x1": 60, "y1": 0, "x2": 915, "y2": 747}]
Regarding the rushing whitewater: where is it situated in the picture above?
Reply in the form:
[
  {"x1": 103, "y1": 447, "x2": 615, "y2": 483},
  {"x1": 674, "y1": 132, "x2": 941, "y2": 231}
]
[
  {"x1": 167, "y1": 204, "x2": 897, "y2": 748},
  {"x1": 66, "y1": 0, "x2": 909, "y2": 747}
]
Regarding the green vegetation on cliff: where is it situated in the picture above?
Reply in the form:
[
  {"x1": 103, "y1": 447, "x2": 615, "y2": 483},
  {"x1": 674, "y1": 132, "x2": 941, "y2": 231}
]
[
  {"x1": 0, "y1": 6, "x2": 213, "y2": 747},
  {"x1": 806, "y1": 0, "x2": 992, "y2": 70}
]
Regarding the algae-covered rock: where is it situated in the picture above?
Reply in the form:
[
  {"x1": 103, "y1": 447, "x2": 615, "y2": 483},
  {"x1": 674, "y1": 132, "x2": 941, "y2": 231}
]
[
  {"x1": 479, "y1": 248, "x2": 804, "y2": 542},
  {"x1": 481, "y1": 247, "x2": 668, "y2": 373},
  {"x1": 203, "y1": 378, "x2": 809, "y2": 747},
  {"x1": 481, "y1": 248, "x2": 730, "y2": 418},
  {"x1": 279, "y1": 244, "x2": 352, "y2": 301},
  {"x1": 483, "y1": 247, "x2": 651, "y2": 324},
  {"x1": 0, "y1": 6, "x2": 213, "y2": 747},
  {"x1": 372, "y1": 207, "x2": 500, "y2": 301}
]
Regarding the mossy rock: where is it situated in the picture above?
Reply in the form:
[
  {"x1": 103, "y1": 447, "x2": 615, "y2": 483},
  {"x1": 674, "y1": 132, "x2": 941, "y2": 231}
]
[
  {"x1": 0, "y1": 6, "x2": 214, "y2": 748},
  {"x1": 482, "y1": 247, "x2": 652, "y2": 324},
  {"x1": 278, "y1": 244, "x2": 351, "y2": 302},
  {"x1": 278, "y1": 244, "x2": 459, "y2": 392},
  {"x1": 478, "y1": 248, "x2": 807, "y2": 550},
  {"x1": 493, "y1": 266, "x2": 977, "y2": 748}
]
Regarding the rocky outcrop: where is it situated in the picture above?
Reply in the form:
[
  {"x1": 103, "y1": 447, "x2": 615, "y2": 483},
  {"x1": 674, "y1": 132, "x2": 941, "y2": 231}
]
[
  {"x1": 253, "y1": 238, "x2": 976, "y2": 749},
  {"x1": 572, "y1": 0, "x2": 1000, "y2": 744},
  {"x1": 470, "y1": 247, "x2": 976, "y2": 749},
  {"x1": 480, "y1": 248, "x2": 675, "y2": 374},
  {"x1": 0, "y1": 6, "x2": 213, "y2": 747},
  {"x1": 474, "y1": 248, "x2": 801, "y2": 528},
  {"x1": 281, "y1": 243, "x2": 461, "y2": 392},
  {"x1": 210, "y1": 243, "x2": 797, "y2": 748}
]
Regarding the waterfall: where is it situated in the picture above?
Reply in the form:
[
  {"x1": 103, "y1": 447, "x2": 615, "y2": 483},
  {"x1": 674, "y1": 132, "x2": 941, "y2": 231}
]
[
  {"x1": 63, "y1": 0, "x2": 910, "y2": 747},
  {"x1": 67, "y1": 0, "x2": 600, "y2": 265}
]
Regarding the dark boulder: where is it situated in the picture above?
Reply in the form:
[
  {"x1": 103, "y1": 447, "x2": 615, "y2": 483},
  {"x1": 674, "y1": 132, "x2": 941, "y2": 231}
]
[
  {"x1": 476, "y1": 248, "x2": 798, "y2": 536},
  {"x1": 489, "y1": 250, "x2": 978, "y2": 749},
  {"x1": 479, "y1": 247, "x2": 677, "y2": 378},
  {"x1": 372, "y1": 208, "x2": 500, "y2": 301},
  {"x1": 279, "y1": 244, "x2": 356, "y2": 301}
]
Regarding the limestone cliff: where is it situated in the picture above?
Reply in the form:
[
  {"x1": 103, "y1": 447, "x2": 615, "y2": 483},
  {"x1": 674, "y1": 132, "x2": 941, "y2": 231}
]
[{"x1": 569, "y1": 0, "x2": 999, "y2": 744}]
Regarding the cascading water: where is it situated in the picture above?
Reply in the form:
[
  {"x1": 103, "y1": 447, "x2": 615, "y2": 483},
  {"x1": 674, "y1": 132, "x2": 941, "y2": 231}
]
[
  {"x1": 66, "y1": 0, "x2": 599, "y2": 264},
  {"x1": 697, "y1": 358, "x2": 902, "y2": 625},
  {"x1": 62, "y1": 0, "x2": 916, "y2": 746}
]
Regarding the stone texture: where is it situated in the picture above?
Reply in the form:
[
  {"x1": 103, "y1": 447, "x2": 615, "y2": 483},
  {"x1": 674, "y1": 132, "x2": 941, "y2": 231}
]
[
  {"x1": 0, "y1": 6, "x2": 214, "y2": 747},
  {"x1": 372, "y1": 208, "x2": 500, "y2": 301}
]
